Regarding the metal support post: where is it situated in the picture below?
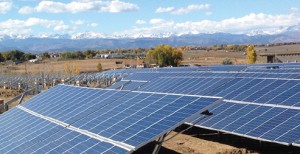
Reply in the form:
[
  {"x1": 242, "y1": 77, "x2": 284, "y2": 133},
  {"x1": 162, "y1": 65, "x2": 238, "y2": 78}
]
[{"x1": 152, "y1": 133, "x2": 167, "y2": 154}]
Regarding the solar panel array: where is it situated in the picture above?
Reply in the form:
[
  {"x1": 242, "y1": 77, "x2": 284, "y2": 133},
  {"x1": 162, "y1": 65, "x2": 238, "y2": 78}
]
[
  {"x1": 0, "y1": 85, "x2": 220, "y2": 153},
  {"x1": 108, "y1": 63, "x2": 300, "y2": 147}
]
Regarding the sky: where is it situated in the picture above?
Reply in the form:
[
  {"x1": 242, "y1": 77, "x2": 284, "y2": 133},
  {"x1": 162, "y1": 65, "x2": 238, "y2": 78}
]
[{"x1": 1, "y1": 0, "x2": 300, "y2": 38}]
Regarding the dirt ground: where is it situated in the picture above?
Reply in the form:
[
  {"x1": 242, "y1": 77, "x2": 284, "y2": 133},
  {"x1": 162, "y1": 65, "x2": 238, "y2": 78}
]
[
  {"x1": 135, "y1": 126, "x2": 300, "y2": 154},
  {"x1": 0, "y1": 58, "x2": 142, "y2": 74},
  {"x1": 182, "y1": 50, "x2": 246, "y2": 66}
]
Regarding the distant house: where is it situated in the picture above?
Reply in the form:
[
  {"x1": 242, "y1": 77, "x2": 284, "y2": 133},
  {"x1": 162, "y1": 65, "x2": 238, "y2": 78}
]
[
  {"x1": 50, "y1": 53, "x2": 59, "y2": 58},
  {"x1": 29, "y1": 59, "x2": 39, "y2": 63},
  {"x1": 259, "y1": 52, "x2": 300, "y2": 63},
  {"x1": 95, "y1": 54, "x2": 125, "y2": 59}
]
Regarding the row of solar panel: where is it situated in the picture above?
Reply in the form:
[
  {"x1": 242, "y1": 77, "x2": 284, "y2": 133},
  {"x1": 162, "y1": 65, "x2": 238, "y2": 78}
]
[
  {"x1": 192, "y1": 101, "x2": 300, "y2": 145},
  {"x1": 0, "y1": 85, "x2": 219, "y2": 153},
  {"x1": 0, "y1": 108, "x2": 128, "y2": 154},
  {"x1": 122, "y1": 72, "x2": 300, "y2": 82},
  {"x1": 135, "y1": 77, "x2": 300, "y2": 107},
  {"x1": 107, "y1": 65, "x2": 300, "y2": 147}
]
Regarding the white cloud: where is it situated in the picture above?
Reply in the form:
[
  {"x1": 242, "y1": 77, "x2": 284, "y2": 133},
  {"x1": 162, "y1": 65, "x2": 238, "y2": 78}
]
[
  {"x1": 18, "y1": 0, "x2": 139, "y2": 14},
  {"x1": 171, "y1": 4, "x2": 211, "y2": 15},
  {"x1": 72, "y1": 20, "x2": 85, "y2": 25},
  {"x1": 54, "y1": 25, "x2": 69, "y2": 31},
  {"x1": 289, "y1": 7, "x2": 299, "y2": 12},
  {"x1": 155, "y1": 7, "x2": 174, "y2": 13},
  {"x1": 118, "y1": 13, "x2": 300, "y2": 37},
  {"x1": 136, "y1": 20, "x2": 146, "y2": 24},
  {"x1": 149, "y1": 19, "x2": 167, "y2": 25},
  {"x1": 0, "y1": 18, "x2": 70, "y2": 35},
  {"x1": 18, "y1": 6, "x2": 34, "y2": 14},
  {"x1": 90, "y1": 23, "x2": 98, "y2": 27},
  {"x1": 0, "y1": 0, "x2": 12, "y2": 14}
]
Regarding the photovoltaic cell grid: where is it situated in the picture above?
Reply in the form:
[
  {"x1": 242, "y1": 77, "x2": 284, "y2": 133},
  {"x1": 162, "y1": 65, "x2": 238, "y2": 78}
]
[
  {"x1": 0, "y1": 85, "x2": 220, "y2": 153},
  {"x1": 108, "y1": 63, "x2": 300, "y2": 147},
  {"x1": 191, "y1": 101, "x2": 300, "y2": 146}
]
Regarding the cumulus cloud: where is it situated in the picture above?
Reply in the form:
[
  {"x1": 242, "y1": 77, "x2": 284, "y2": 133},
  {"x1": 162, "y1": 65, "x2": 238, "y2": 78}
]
[
  {"x1": 155, "y1": 7, "x2": 174, "y2": 13},
  {"x1": 18, "y1": 0, "x2": 139, "y2": 14},
  {"x1": 89, "y1": 23, "x2": 98, "y2": 27},
  {"x1": 118, "y1": 13, "x2": 300, "y2": 37},
  {"x1": 136, "y1": 20, "x2": 146, "y2": 24},
  {"x1": 18, "y1": 6, "x2": 34, "y2": 14},
  {"x1": 0, "y1": 18, "x2": 70, "y2": 35},
  {"x1": 149, "y1": 18, "x2": 167, "y2": 25},
  {"x1": 0, "y1": 0, "x2": 12, "y2": 14},
  {"x1": 171, "y1": 4, "x2": 211, "y2": 15}
]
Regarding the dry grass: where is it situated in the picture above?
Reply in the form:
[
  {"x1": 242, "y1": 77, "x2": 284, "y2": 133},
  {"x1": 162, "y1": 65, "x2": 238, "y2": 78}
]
[
  {"x1": 1, "y1": 58, "x2": 143, "y2": 74},
  {"x1": 2, "y1": 44, "x2": 300, "y2": 74},
  {"x1": 182, "y1": 50, "x2": 247, "y2": 65}
]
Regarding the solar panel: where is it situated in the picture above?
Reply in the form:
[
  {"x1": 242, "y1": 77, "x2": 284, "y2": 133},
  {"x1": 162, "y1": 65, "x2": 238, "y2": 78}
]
[
  {"x1": 0, "y1": 84, "x2": 221, "y2": 153},
  {"x1": 107, "y1": 64, "x2": 300, "y2": 147},
  {"x1": 121, "y1": 81, "x2": 147, "y2": 90},
  {"x1": 191, "y1": 100, "x2": 300, "y2": 145}
]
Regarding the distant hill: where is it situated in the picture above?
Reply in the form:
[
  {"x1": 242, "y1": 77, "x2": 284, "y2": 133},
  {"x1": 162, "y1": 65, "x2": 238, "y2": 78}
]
[{"x1": 1, "y1": 24, "x2": 300, "y2": 53}]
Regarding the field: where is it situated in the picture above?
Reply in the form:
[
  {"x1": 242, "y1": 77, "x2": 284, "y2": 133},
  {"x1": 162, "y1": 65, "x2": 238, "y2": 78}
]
[
  {"x1": 182, "y1": 50, "x2": 246, "y2": 66},
  {"x1": 1, "y1": 44, "x2": 300, "y2": 75},
  {"x1": 0, "y1": 59, "x2": 143, "y2": 75}
]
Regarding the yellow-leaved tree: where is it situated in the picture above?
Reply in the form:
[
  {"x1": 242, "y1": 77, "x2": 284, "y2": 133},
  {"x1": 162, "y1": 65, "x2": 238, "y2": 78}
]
[
  {"x1": 145, "y1": 44, "x2": 183, "y2": 67},
  {"x1": 246, "y1": 44, "x2": 257, "y2": 64}
]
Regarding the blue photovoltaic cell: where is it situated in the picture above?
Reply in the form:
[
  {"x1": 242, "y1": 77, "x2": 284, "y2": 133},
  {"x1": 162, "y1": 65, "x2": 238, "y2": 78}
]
[
  {"x1": 108, "y1": 80, "x2": 129, "y2": 89},
  {"x1": 0, "y1": 84, "x2": 219, "y2": 153},
  {"x1": 71, "y1": 92, "x2": 218, "y2": 147},
  {"x1": 122, "y1": 81, "x2": 147, "y2": 90},
  {"x1": 221, "y1": 105, "x2": 270, "y2": 132},
  {"x1": 22, "y1": 85, "x2": 128, "y2": 124},
  {"x1": 234, "y1": 107, "x2": 286, "y2": 135},
  {"x1": 246, "y1": 109, "x2": 299, "y2": 137}
]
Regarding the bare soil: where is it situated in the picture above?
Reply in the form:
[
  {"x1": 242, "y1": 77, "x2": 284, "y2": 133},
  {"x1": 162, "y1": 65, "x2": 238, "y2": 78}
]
[
  {"x1": 135, "y1": 126, "x2": 300, "y2": 154},
  {"x1": 182, "y1": 50, "x2": 246, "y2": 66}
]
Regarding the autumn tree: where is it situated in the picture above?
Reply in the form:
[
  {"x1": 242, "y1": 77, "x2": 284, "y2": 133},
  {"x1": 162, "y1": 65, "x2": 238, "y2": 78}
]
[
  {"x1": 0, "y1": 53, "x2": 5, "y2": 62},
  {"x1": 145, "y1": 44, "x2": 183, "y2": 67},
  {"x1": 96, "y1": 62, "x2": 102, "y2": 71},
  {"x1": 246, "y1": 44, "x2": 257, "y2": 64}
]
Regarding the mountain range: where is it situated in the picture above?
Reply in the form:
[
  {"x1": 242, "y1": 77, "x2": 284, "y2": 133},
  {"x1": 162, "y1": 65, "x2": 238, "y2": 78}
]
[{"x1": 0, "y1": 24, "x2": 300, "y2": 53}]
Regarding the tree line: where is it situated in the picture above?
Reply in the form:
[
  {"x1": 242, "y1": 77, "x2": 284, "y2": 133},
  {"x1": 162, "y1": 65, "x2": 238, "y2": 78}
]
[{"x1": 0, "y1": 50, "x2": 36, "y2": 62}]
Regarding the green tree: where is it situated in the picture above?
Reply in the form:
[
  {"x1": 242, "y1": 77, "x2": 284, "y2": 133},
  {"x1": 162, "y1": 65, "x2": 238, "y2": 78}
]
[
  {"x1": 42, "y1": 52, "x2": 51, "y2": 59},
  {"x1": 246, "y1": 44, "x2": 257, "y2": 64},
  {"x1": 6, "y1": 50, "x2": 25, "y2": 61},
  {"x1": 84, "y1": 50, "x2": 96, "y2": 59},
  {"x1": 222, "y1": 58, "x2": 233, "y2": 65},
  {"x1": 1, "y1": 52, "x2": 7, "y2": 61},
  {"x1": 75, "y1": 51, "x2": 86, "y2": 59},
  {"x1": 145, "y1": 44, "x2": 183, "y2": 67},
  {"x1": 23, "y1": 53, "x2": 36, "y2": 60},
  {"x1": 96, "y1": 62, "x2": 102, "y2": 71},
  {"x1": 0, "y1": 53, "x2": 5, "y2": 62}
]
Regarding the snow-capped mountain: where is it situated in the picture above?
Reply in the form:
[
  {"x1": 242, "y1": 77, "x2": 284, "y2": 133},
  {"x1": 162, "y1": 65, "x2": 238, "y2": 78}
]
[{"x1": 0, "y1": 24, "x2": 300, "y2": 53}]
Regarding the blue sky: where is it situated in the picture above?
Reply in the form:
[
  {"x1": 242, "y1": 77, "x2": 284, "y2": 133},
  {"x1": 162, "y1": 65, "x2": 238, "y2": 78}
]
[{"x1": 1, "y1": 0, "x2": 300, "y2": 38}]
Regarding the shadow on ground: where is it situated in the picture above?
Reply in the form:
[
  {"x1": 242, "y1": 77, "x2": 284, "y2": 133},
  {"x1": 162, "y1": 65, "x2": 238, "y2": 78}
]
[
  {"x1": 134, "y1": 124, "x2": 300, "y2": 154},
  {"x1": 176, "y1": 124, "x2": 300, "y2": 154}
]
